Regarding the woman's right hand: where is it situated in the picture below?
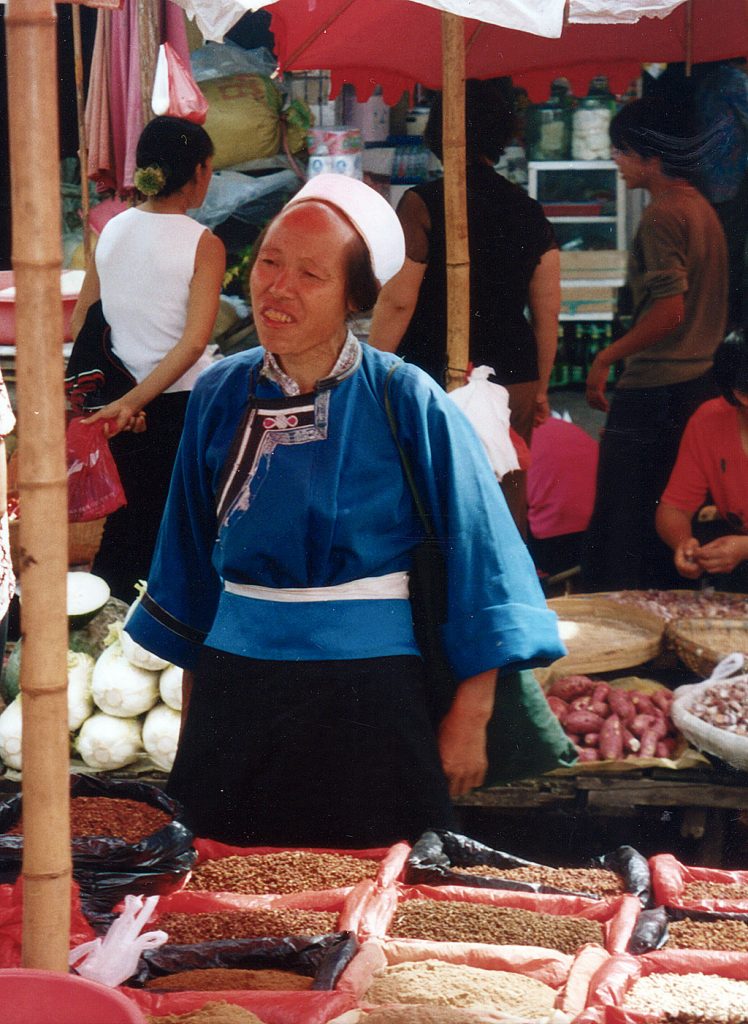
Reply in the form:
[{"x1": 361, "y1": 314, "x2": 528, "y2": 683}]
[
  {"x1": 674, "y1": 537, "x2": 703, "y2": 579},
  {"x1": 81, "y1": 398, "x2": 147, "y2": 437}
]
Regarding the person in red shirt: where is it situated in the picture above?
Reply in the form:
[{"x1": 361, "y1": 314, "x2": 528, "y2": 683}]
[{"x1": 656, "y1": 335, "x2": 748, "y2": 589}]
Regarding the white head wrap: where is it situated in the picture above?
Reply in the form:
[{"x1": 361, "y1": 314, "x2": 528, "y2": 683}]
[{"x1": 284, "y1": 174, "x2": 406, "y2": 287}]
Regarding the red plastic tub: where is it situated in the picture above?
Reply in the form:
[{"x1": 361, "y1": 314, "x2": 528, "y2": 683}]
[
  {"x1": 0, "y1": 271, "x2": 80, "y2": 343},
  {"x1": 0, "y1": 968, "x2": 147, "y2": 1024}
]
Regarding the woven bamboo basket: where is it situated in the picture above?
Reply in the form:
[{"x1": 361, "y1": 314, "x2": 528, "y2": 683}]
[
  {"x1": 541, "y1": 596, "x2": 665, "y2": 682},
  {"x1": 666, "y1": 617, "x2": 748, "y2": 678},
  {"x1": 9, "y1": 517, "x2": 105, "y2": 573}
]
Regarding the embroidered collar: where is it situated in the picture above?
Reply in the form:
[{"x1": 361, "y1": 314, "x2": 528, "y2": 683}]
[{"x1": 261, "y1": 332, "x2": 362, "y2": 396}]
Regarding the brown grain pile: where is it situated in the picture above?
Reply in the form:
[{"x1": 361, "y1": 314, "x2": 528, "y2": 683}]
[
  {"x1": 146, "y1": 1002, "x2": 265, "y2": 1024},
  {"x1": 458, "y1": 864, "x2": 624, "y2": 897},
  {"x1": 187, "y1": 850, "x2": 379, "y2": 894},
  {"x1": 624, "y1": 974, "x2": 748, "y2": 1018},
  {"x1": 366, "y1": 959, "x2": 556, "y2": 1016},
  {"x1": 144, "y1": 968, "x2": 313, "y2": 991},
  {"x1": 667, "y1": 918, "x2": 748, "y2": 951},
  {"x1": 663, "y1": 1016, "x2": 748, "y2": 1024},
  {"x1": 682, "y1": 881, "x2": 748, "y2": 901},
  {"x1": 9, "y1": 796, "x2": 171, "y2": 843},
  {"x1": 389, "y1": 899, "x2": 603, "y2": 954},
  {"x1": 362, "y1": 1008, "x2": 504, "y2": 1023},
  {"x1": 157, "y1": 909, "x2": 338, "y2": 944}
]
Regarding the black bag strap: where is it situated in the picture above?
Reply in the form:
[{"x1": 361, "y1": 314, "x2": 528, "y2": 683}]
[{"x1": 383, "y1": 362, "x2": 435, "y2": 541}]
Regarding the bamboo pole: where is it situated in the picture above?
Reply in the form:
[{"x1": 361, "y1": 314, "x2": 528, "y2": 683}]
[
  {"x1": 441, "y1": 12, "x2": 469, "y2": 392},
  {"x1": 71, "y1": 3, "x2": 92, "y2": 265},
  {"x1": 5, "y1": 0, "x2": 72, "y2": 971},
  {"x1": 685, "y1": 0, "x2": 693, "y2": 77}
]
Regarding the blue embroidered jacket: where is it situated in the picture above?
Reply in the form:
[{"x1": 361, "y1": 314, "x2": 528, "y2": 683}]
[{"x1": 126, "y1": 341, "x2": 564, "y2": 677}]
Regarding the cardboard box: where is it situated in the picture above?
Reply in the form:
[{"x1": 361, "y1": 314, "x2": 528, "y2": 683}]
[{"x1": 560, "y1": 250, "x2": 627, "y2": 281}]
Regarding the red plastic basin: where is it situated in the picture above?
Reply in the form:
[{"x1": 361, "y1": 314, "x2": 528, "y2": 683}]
[
  {"x1": 0, "y1": 969, "x2": 147, "y2": 1024},
  {"x1": 0, "y1": 271, "x2": 79, "y2": 344}
]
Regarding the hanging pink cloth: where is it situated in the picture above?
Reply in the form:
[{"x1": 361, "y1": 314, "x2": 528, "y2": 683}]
[{"x1": 85, "y1": 10, "x2": 115, "y2": 192}]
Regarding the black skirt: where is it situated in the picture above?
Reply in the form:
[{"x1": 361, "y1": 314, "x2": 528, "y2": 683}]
[{"x1": 167, "y1": 649, "x2": 458, "y2": 848}]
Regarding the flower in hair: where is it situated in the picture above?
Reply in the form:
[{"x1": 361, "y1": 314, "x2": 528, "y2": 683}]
[{"x1": 134, "y1": 164, "x2": 166, "y2": 196}]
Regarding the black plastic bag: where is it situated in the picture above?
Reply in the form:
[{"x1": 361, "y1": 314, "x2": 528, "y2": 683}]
[
  {"x1": 593, "y1": 845, "x2": 651, "y2": 907},
  {"x1": 126, "y1": 932, "x2": 357, "y2": 991},
  {"x1": 0, "y1": 775, "x2": 194, "y2": 870},
  {"x1": 407, "y1": 830, "x2": 651, "y2": 903},
  {"x1": 627, "y1": 906, "x2": 669, "y2": 954}
]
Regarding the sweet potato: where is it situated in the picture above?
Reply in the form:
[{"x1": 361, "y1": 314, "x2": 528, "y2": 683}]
[
  {"x1": 577, "y1": 748, "x2": 600, "y2": 762},
  {"x1": 565, "y1": 710, "x2": 605, "y2": 734},
  {"x1": 623, "y1": 729, "x2": 641, "y2": 754},
  {"x1": 656, "y1": 737, "x2": 677, "y2": 758},
  {"x1": 598, "y1": 714, "x2": 624, "y2": 760},
  {"x1": 546, "y1": 695, "x2": 569, "y2": 722},
  {"x1": 652, "y1": 688, "x2": 674, "y2": 712},
  {"x1": 608, "y1": 690, "x2": 635, "y2": 724},
  {"x1": 591, "y1": 700, "x2": 611, "y2": 718},
  {"x1": 583, "y1": 732, "x2": 600, "y2": 747},
  {"x1": 650, "y1": 713, "x2": 670, "y2": 740},
  {"x1": 548, "y1": 675, "x2": 599, "y2": 702},
  {"x1": 630, "y1": 692, "x2": 657, "y2": 717},
  {"x1": 592, "y1": 683, "x2": 611, "y2": 704},
  {"x1": 638, "y1": 729, "x2": 659, "y2": 758},
  {"x1": 630, "y1": 713, "x2": 656, "y2": 737},
  {"x1": 569, "y1": 695, "x2": 594, "y2": 713}
]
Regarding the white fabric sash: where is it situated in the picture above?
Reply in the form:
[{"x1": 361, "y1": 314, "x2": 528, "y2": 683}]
[{"x1": 224, "y1": 572, "x2": 410, "y2": 603}]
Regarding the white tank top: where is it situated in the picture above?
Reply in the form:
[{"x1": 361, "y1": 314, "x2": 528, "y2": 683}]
[{"x1": 95, "y1": 207, "x2": 212, "y2": 391}]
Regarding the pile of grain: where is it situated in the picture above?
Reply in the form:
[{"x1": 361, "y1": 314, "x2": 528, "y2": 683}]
[
  {"x1": 667, "y1": 918, "x2": 748, "y2": 952},
  {"x1": 458, "y1": 864, "x2": 624, "y2": 897},
  {"x1": 682, "y1": 881, "x2": 748, "y2": 901},
  {"x1": 144, "y1": 968, "x2": 313, "y2": 991},
  {"x1": 362, "y1": 1008, "x2": 506, "y2": 1023},
  {"x1": 9, "y1": 796, "x2": 171, "y2": 842},
  {"x1": 157, "y1": 908, "x2": 338, "y2": 944},
  {"x1": 389, "y1": 899, "x2": 603, "y2": 954},
  {"x1": 365, "y1": 959, "x2": 556, "y2": 1016},
  {"x1": 624, "y1": 973, "x2": 748, "y2": 1018},
  {"x1": 146, "y1": 1002, "x2": 266, "y2": 1024},
  {"x1": 187, "y1": 850, "x2": 379, "y2": 894}
]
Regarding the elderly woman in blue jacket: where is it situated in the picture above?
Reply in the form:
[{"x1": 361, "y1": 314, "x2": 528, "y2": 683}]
[{"x1": 126, "y1": 174, "x2": 564, "y2": 848}]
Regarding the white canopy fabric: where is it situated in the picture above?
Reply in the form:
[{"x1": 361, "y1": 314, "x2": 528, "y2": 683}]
[{"x1": 168, "y1": 0, "x2": 688, "y2": 46}]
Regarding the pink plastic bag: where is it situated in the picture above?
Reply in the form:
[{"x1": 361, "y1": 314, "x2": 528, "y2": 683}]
[
  {"x1": 67, "y1": 417, "x2": 126, "y2": 523},
  {"x1": 151, "y1": 42, "x2": 208, "y2": 125}
]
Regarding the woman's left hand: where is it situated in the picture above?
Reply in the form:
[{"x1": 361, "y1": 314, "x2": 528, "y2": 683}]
[{"x1": 437, "y1": 706, "x2": 489, "y2": 797}]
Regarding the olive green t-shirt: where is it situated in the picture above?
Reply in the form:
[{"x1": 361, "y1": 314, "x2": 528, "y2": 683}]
[{"x1": 617, "y1": 183, "x2": 728, "y2": 389}]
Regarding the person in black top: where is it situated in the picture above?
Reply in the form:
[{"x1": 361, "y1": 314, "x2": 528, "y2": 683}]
[{"x1": 369, "y1": 80, "x2": 560, "y2": 536}]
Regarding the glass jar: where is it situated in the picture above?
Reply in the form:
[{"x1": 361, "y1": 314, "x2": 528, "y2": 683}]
[
  {"x1": 526, "y1": 100, "x2": 571, "y2": 161},
  {"x1": 572, "y1": 97, "x2": 613, "y2": 161}
]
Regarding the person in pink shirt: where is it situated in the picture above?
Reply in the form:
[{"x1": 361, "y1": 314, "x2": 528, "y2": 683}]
[
  {"x1": 657, "y1": 336, "x2": 748, "y2": 590},
  {"x1": 527, "y1": 415, "x2": 599, "y2": 578}
]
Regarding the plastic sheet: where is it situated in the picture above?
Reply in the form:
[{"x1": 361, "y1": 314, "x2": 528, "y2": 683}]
[
  {"x1": 125, "y1": 986, "x2": 357, "y2": 1024},
  {"x1": 405, "y1": 832, "x2": 651, "y2": 906},
  {"x1": 0, "y1": 776, "x2": 196, "y2": 913},
  {"x1": 363, "y1": 884, "x2": 642, "y2": 956},
  {"x1": 126, "y1": 931, "x2": 356, "y2": 989},
  {"x1": 0, "y1": 878, "x2": 95, "y2": 968},
  {"x1": 0, "y1": 775, "x2": 194, "y2": 870},
  {"x1": 582, "y1": 949, "x2": 748, "y2": 1024},
  {"x1": 650, "y1": 852, "x2": 748, "y2": 913}
]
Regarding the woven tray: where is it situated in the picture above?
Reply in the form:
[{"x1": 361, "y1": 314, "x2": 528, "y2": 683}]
[
  {"x1": 666, "y1": 617, "x2": 748, "y2": 678},
  {"x1": 542, "y1": 596, "x2": 664, "y2": 681}
]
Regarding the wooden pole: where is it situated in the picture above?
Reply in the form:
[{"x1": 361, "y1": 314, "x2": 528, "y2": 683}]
[
  {"x1": 71, "y1": 3, "x2": 92, "y2": 265},
  {"x1": 685, "y1": 0, "x2": 693, "y2": 76},
  {"x1": 5, "y1": 0, "x2": 72, "y2": 971},
  {"x1": 441, "y1": 12, "x2": 469, "y2": 392}
]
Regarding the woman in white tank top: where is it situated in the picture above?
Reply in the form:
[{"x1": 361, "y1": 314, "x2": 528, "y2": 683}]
[{"x1": 70, "y1": 116, "x2": 225, "y2": 600}]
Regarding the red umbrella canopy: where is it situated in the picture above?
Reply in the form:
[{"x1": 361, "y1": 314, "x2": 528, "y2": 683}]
[{"x1": 264, "y1": 0, "x2": 748, "y2": 102}]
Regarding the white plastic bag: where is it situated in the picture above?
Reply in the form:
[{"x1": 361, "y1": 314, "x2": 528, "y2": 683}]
[
  {"x1": 671, "y1": 654, "x2": 748, "y2": 771},
  {"x1": 447, "y1": 365, "x2": 520, "y2": 481},
  {"x1": 69, "y1": 894, "x2": 168, "y2": 987}
]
